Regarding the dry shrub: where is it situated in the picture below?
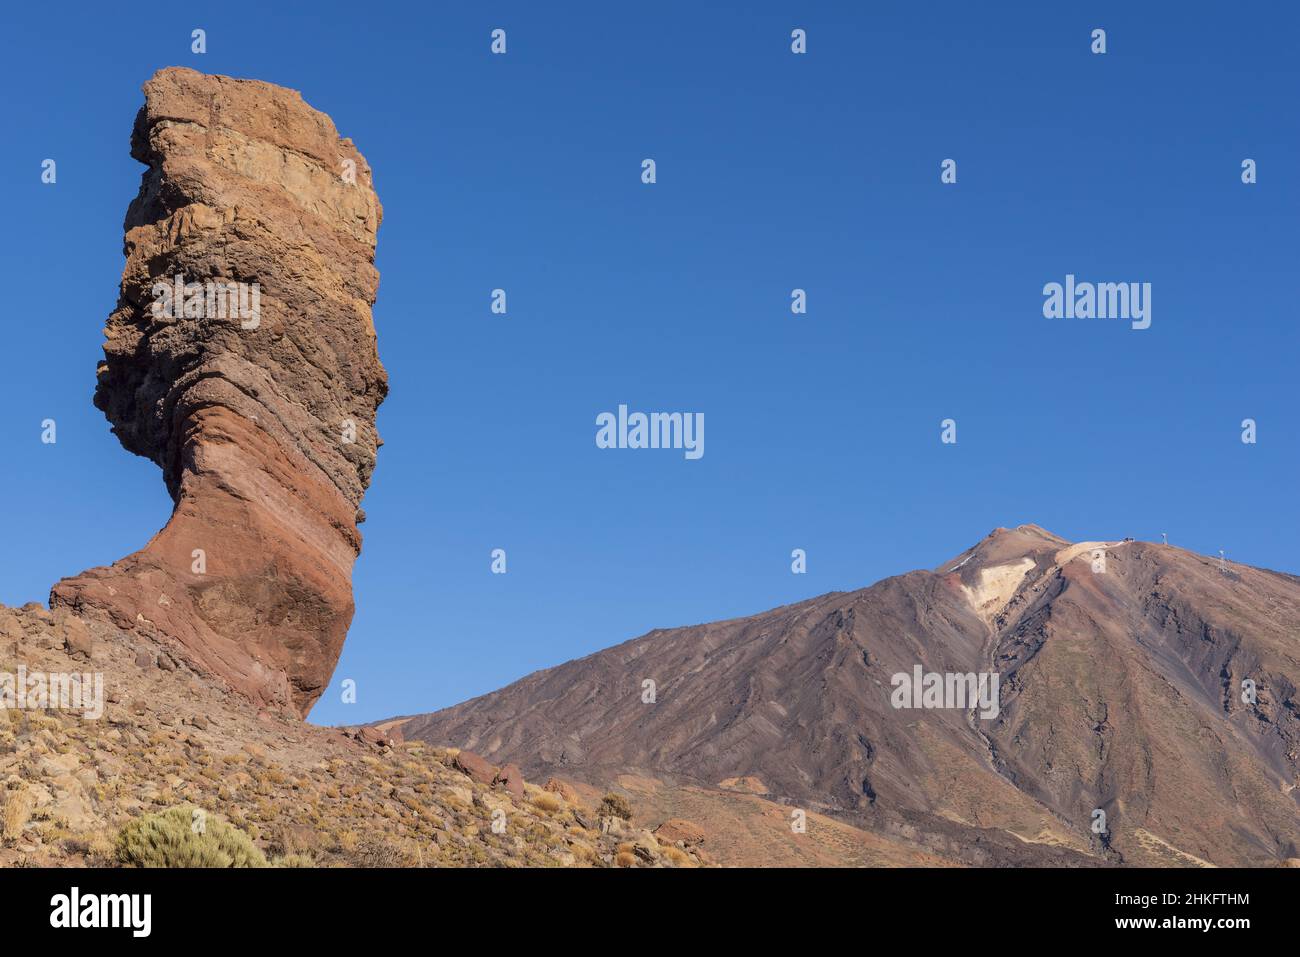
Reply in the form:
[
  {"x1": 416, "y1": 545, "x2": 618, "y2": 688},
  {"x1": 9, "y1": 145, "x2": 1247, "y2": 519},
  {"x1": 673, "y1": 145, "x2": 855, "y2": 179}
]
[
  {"x1": 662, "y1": 846, "x2": 692, "y2": 866},
  {"x1": 267, "y1": 823, "x2": 318, "y2": 858},
  {"x1": 598, "y1": 792, "x2": 633, "y2": 821},
  {"x1": 532, "y1": 793, "x2": 563, "y2": 814},
  {"x1": 350, "y1": 836, "x2": 417, "y2": 868},
  {"x1": 1, "y1": 787, "x2": 32, "y2": 843}
]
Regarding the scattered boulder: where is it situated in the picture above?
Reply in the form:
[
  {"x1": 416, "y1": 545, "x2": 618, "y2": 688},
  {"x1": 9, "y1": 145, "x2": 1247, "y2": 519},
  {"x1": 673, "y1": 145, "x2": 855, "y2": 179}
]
[
  {"x1": 360, "y1": 723, "x2": 404, "y2": 746},
  {"x1": 0, "y1": 615, "x2": 23, "y2": 642},
  {"x1": 493, "y1": 763, "x2": 526, "y2": 800},
  {"x1": 60, "y1": 616, "x2": 94, "y2": 660},
  {"x1": 632, "y1": 837, "x2": 659, "y2": 863},
  {"x1": 353, "y1": 726, "x2": 403, "y2": 749},
  {"x1": 451, "y1": 750, "x2": 496, "y2": 786},
  {"x1": 600, "y1": 815, "x2": 629, "y2": 837},
  {"x1": 21, "y1": 603, "x2": 50, "y2": 622},
  {"x1": 653, "y1": 818, "x2": 706, "y2": 846}
]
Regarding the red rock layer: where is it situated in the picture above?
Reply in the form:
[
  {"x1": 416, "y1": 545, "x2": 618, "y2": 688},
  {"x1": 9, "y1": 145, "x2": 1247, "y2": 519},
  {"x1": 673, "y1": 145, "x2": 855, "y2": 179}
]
[{"x1": 52, "y1": 68, "x2": 386, "y2": 716}]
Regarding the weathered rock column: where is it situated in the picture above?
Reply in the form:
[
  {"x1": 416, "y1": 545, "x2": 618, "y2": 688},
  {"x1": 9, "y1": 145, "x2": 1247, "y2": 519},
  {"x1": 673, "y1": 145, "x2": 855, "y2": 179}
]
[{"x1": 52, "y1": 67, "x2": 387, "y2": 717}]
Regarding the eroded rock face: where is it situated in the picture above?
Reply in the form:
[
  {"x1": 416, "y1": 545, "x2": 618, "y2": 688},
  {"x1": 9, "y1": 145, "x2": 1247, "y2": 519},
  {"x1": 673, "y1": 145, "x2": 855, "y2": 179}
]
[{"x1": 51, "y1": 67, "x2": 386, "y2": 717}]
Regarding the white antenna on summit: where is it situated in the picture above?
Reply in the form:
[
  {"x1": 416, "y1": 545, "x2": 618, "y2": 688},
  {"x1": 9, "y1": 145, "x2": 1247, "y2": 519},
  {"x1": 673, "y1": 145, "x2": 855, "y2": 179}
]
[
  {"x1": 1219, "y1": 549, "x2": 1227, "y2": 573},
  {"x1": 1161, "y1": 532, "x2": 1167, "y2": 545}
]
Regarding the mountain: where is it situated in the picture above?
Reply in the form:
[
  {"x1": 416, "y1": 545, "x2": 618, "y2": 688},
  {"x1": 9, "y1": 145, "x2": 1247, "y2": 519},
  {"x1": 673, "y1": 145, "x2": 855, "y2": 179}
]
[{"x1": 392, "y1": 526, "x2": 1300, "y2": 866}]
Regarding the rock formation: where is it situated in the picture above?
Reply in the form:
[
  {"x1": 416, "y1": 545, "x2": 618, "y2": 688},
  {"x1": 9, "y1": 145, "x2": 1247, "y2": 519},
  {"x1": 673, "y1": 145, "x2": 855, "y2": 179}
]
[{"x1": 51, "y1": 67, "x2": 386, "y2": 717}]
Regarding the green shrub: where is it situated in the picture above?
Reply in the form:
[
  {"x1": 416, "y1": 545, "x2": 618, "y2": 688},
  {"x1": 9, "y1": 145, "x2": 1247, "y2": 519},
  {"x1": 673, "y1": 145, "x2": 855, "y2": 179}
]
[{"x1": 115, "y1": 805, "x2": 267, "y2": 868}]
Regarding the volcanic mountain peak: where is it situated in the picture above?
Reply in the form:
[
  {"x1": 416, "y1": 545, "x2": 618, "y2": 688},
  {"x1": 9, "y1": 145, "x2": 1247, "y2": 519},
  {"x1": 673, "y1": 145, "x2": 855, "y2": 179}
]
[
  {"x1": 939, "y1": 525, "x2": 1136, "y2": 626},
  {"x1": 398, "y1": 528, "x2": 1300, "y2": 867},
  {"x1": 941, "y1": 524, "x2": 1068, "y2": 573}
]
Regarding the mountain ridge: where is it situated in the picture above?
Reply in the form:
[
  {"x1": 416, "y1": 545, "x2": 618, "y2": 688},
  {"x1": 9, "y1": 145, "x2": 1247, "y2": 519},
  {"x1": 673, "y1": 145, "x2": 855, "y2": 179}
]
[{"x1": 387, "y1": 526, "x2": 1300, "y2": 866}]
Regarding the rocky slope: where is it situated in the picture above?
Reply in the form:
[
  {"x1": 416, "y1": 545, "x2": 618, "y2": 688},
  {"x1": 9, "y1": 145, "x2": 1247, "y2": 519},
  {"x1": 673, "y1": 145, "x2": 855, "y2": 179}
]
[
  {"x1": 0, "y1": 603, "x2": 706, "y2": 868},
  {"x1": 394, "y1": 526, "x2": 1300, "y2": 867},
  {"x1": 50, "y1": 67, "x2": 385, "y2": 717}
]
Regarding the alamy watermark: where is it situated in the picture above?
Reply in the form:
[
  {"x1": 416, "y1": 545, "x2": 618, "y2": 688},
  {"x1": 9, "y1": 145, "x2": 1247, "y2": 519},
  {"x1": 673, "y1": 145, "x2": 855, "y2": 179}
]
[
  {"x1": 50, "y1": 887, "x2": 150, "y2": 937},
  {"x1": 151, "y1": 274, "x2": 261, "y2": 329},
  {"x1": 595, "y1": 405, "x2": 704, "y2": 460},
  {"x1": 891, "y1": 665, "x2": 1000, "y2": 719},
  {"x1": 1043, "y1": 274, "x2": 1150, "y2": 330},
  {"x1": 0, "y1": 666, "x2": 104, "y2": 719}
]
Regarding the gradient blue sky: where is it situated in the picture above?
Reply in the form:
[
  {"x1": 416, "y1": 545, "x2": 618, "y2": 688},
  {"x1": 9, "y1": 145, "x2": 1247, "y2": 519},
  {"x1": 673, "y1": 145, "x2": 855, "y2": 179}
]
[{"x1": 2, "y1": 2, "x2": 1296, "y2": 725}]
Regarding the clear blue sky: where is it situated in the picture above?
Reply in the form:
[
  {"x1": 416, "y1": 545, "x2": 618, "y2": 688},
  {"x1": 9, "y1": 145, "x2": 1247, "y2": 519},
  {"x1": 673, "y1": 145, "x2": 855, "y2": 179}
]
[{"x1": 2, "y1": 2, "x2": 1296, "y2": 725}]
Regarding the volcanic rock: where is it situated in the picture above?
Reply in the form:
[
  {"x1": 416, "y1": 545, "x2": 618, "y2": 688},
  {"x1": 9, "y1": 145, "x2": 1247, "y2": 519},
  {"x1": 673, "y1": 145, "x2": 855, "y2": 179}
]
[
  {"x1": 58, "y1": 615, "x2": 94, "y2": 661},
  {"x1": 631, "y1": 838, "x2": 658, "y2": 863},
  {"x1": 354, "y1": 726, "x2": 387, "y2": 748},
  {"x1": 365, "y1": 721, "x2": 405, "y2": 745},
  {"x1": 451, "y1": 750, "x2": 496, "y2": 786},
  {"x1": 0, "y1": 615, "x2": 23, "y2": 642},
  {"x1": 492, "y1": 763, "x2": 526, "y2": 799},
  {"x1": 50, "y1": 67, "x2": 386, "y2": 716},
  {"x1": 653, "y1": 819, "x2": 705, "y2": 846}
]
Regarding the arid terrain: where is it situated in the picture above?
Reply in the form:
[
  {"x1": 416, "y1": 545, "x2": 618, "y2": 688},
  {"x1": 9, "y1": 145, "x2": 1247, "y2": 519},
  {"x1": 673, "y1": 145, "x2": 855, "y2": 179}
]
[
  {"x1": 10, "y1": 524, "x2": 1298, "y2": 869},
  {"x1": 7, "y1": 66, "x2": 1296, "y2": 871},
  {"x1": 0, "y1": 602, "x2": 710, "y2": 868}
]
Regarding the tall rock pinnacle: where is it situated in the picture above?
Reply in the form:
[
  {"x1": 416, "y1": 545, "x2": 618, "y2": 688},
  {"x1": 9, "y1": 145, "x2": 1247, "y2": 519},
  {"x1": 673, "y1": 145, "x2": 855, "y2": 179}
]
[{"x1": 51, "y1": 68, "x2": 387, "y2": 716}]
